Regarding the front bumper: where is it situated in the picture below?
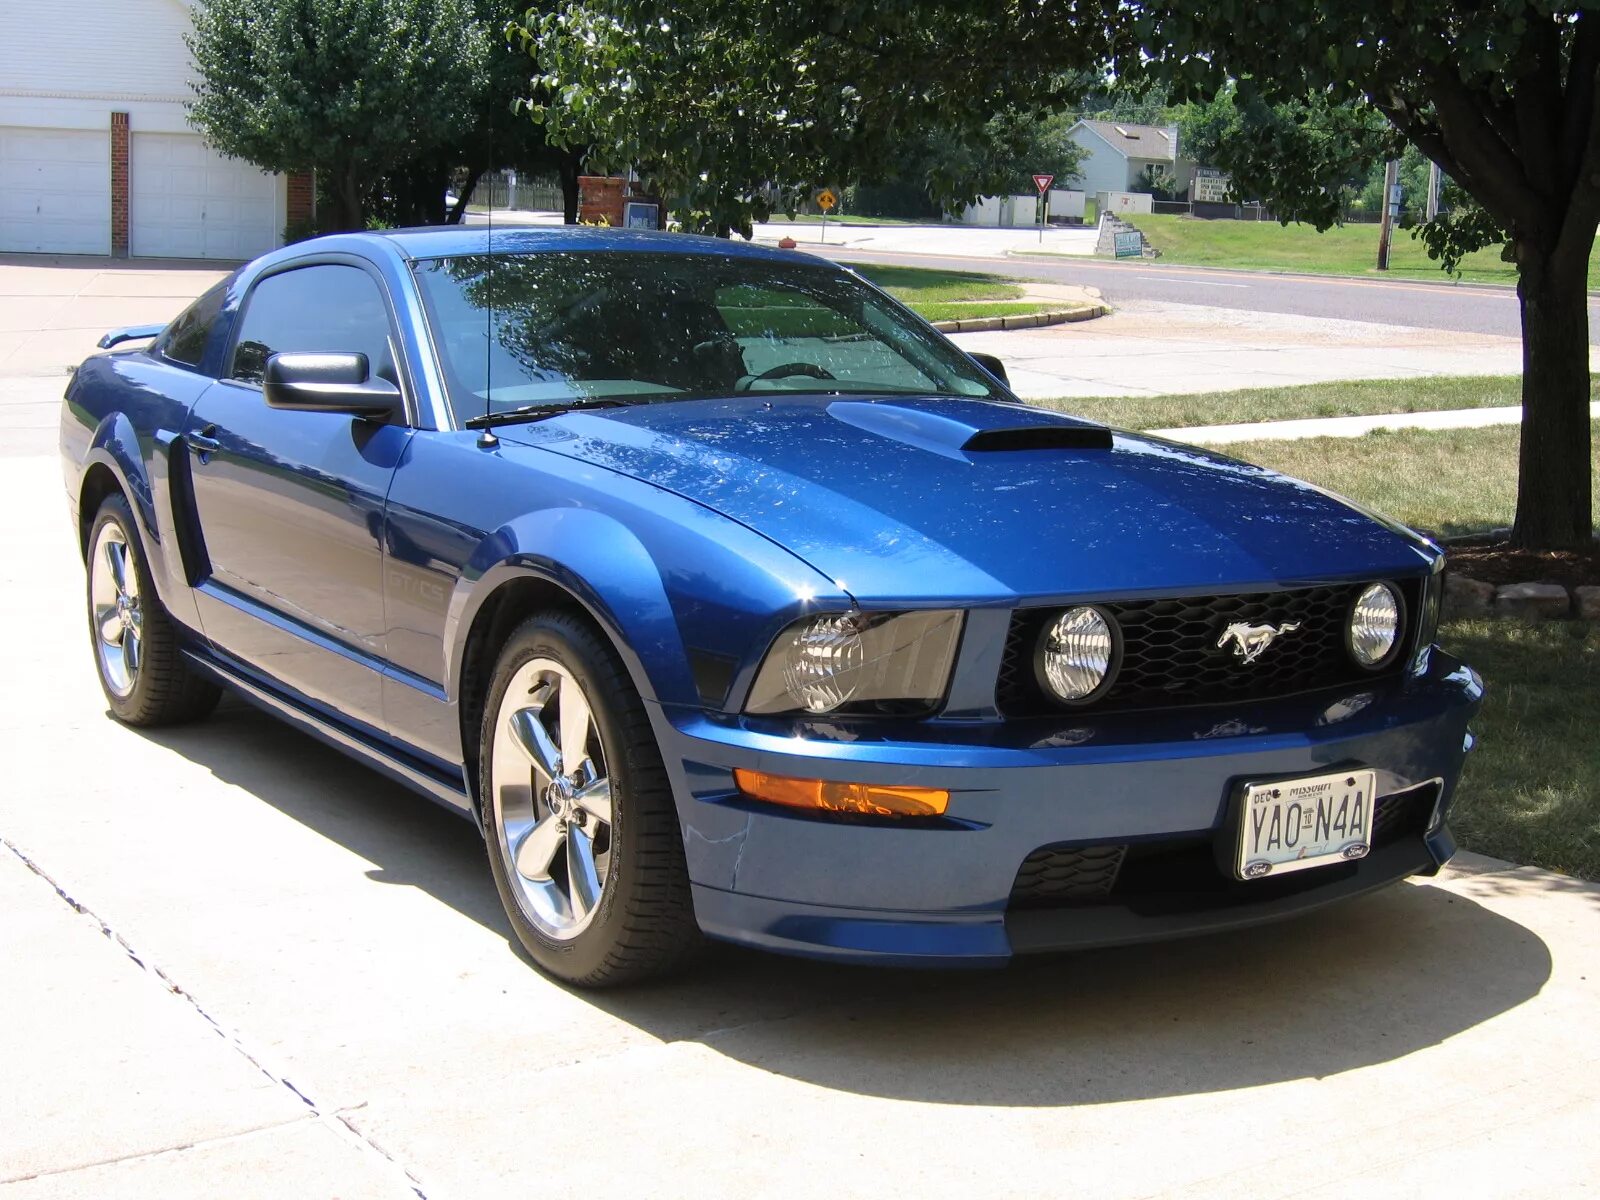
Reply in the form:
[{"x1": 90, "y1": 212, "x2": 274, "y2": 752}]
[{"x1": 651, "y1": 649, "x2": 1482, "y2": 966}]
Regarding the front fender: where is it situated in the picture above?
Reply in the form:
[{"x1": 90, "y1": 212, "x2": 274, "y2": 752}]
[
  {"x1": 83, "y1": 415, "x2": 200, "y2": 630},
  {"x1": 446, "y1": 507, "x2": 697, "y2": 708}
]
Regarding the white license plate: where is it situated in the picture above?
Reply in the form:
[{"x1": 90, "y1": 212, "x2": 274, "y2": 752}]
[{"x1": 1235, "y1": 769, "x2": 1376, "y2": 880}]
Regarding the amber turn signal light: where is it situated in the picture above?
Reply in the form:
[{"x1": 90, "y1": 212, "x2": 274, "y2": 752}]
[{"x1": 732, "y1": 769, "x2": 949, "y2": 818}]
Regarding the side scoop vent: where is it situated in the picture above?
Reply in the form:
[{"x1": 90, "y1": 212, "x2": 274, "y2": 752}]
[{"x1": 963, "y1": 425, "x2": 1114, "y2": 452}]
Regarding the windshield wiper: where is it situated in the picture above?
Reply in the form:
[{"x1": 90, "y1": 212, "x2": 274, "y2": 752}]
[{"x1": 463, "y1": 397, "x2": 627, "y2": 429}]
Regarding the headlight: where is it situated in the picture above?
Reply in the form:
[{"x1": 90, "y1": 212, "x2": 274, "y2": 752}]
[
  {"x1": 1349, "y1": 582, "x2": 1402, "y2": 668},
  {"x1": 1037, "y1": 606, "x2": 1117, "y2": 703},
  {"x1": 745, "y1": 610, "x2": 964, "y2": 715}
]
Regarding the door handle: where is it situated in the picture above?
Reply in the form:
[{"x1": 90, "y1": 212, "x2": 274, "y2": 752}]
[{"x1": 188, "y1": 426, "x2": 221, "y2": 458}]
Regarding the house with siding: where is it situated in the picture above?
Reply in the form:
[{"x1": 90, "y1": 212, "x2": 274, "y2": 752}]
[
  {"x1": 1066, "y1": 120, "x2": 1195, "y2": 200},
  {"x1": 0, "y1": 0, "x2": 310, "y2": 259}
]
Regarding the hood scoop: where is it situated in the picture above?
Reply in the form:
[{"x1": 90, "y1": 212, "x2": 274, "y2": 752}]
[
  {"x1": 962, "y1": 425, "x2": 1113, "y2": 452},
  {"x1": 828, "y1": 400, "x2": 1112, "y2": 462}
]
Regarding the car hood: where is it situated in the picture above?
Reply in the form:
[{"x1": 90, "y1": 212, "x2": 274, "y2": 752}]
[{"x1": 499, "y1": 395, "x2": 1435, "y2": 604}]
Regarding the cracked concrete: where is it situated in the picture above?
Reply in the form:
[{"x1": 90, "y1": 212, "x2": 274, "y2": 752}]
[
  {"x1": 0, "y1": 840, "x2": 425, "y2": 1198},
  {"x1": 2, "y1": 277, "x2": 1598, "y2": 1193}
]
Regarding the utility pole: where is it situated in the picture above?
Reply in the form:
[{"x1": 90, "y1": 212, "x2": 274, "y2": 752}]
[
  {"x1": 1425, "y1": 160, "x2": 1442, "y2": 222},
  {"x1": 1376, "y1": 158, "x2": 1399, "y2": 270}
]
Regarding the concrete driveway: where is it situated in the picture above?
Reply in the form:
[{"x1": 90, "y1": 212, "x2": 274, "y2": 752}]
[
  {"x1": 3, "y1": 443, "x2": 1600, "y2": 1197},
  {"x1": 0, "y1": 257, "x2": 232, "y2": 459}
]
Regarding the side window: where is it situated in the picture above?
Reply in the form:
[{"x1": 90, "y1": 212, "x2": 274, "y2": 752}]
[
  {"x1": 158, "y1": 283, "x2": 227, "y2": 370},
  {"x1": 229, "y1": 264, "x2": 399, "y2": 387}
]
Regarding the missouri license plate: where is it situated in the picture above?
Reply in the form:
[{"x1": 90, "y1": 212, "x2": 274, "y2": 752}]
[{"x1": 1235, "y1": 769, "x2": 1376, "y2": 880}]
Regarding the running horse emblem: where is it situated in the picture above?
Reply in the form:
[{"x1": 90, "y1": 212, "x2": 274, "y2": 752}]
[{"x1": 1217, "y1": 620, "x2": 1301, "y2": 665}]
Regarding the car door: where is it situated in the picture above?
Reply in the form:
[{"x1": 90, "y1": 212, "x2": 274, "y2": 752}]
[{"x1": 181, "y1": 259, "x2": 413, "y2": 735}]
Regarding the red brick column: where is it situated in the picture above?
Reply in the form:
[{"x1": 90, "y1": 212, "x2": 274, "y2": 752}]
[
  {"x1": 577, "y1": 176, "x2": 626, "y2": 227},
  {"x1": 286, "y1": 170, "x2": 315, "y2": 239},
  {"x1": 110, "y1": 112, "x2": 129, "y2": 257}
]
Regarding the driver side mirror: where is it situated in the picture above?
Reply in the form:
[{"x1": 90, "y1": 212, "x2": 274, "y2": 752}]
[
  {"x1": 968, "y1": 352, "x2": 1009, "y2": 387},
  {"x1": 264, "y1": 352, "x2": 404, "y2": 421}
]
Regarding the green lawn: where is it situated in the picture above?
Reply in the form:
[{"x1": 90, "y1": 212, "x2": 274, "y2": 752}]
[
  {"x1": 914, "y1": 300, "x2": 1057, "y2": 323},
  {"x1": 1215, "y1": 420, "x2": 1599, "y2": 538},
  {"x1": 1440, "y1": 618, "x2": 1600, "y2": 880},
  {"x1": 779, "y1": 213, "x2": 927, "y2": 227},
  {"x1": 1035, "y1": 375, "x2": 1553, "y2": 432},
  {"x1": 852, "y1": 264, "x2": 1026, "y2": 304},
  {"x1": 1129, "y1": 212, "x2": 1600, "y2": 289}
]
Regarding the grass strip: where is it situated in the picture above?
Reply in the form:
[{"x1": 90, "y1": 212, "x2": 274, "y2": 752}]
[
  {"x1": 1130, "y1": 212, "x2": 1600, "y2": 290},
  {"x1": 1034, "y1": 375, "x2": 1554, "y2": 432},
  {"x1": 852, "y1": 264, "x2": 1025, "y2": 305},
  {"x1": 1209, "y1": 420, "x2": 1599, "y2": 538}
]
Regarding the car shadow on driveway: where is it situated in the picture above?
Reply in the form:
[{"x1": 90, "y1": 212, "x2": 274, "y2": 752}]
[{"x1": 141, "y1": 698, "x2": 1554, "y2": 1108}]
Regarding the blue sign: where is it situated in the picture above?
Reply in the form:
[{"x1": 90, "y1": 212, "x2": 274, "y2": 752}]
[
  {"x1": 1114, "y1": 230, "x2": 1142, "y2": 259},
  {"x1": 624, "y1": 201, "x2": 659, "y2": 230}
]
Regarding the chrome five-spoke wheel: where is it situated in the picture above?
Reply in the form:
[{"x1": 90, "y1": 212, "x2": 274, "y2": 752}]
[
  {"x1": 490, "y1": 658, "x2": 614, "y2": 940},
  {"x1": 90, "y1": 519, "x2": 143, "y2": 699}
]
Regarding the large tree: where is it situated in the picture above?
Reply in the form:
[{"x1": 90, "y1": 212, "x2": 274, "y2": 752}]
[
  {"x1": 519, "y1": 1, "x2": 1115, "y2": 235},
  {"x1": 188, "y1": 0, "x2": 488, "y2": 232},
  {"x1": 896, "y1": 109, "x2": 1089, "y2": 208},
  {"x1": 373, "y1": 0, "x2": 589, "y2": 227},
  {"x1": 530, "y1": 0, "x2": 1596, "y2": 549},
  {"x1": 1134, "y1": 2, "x2": 1596, "y2": 550}
]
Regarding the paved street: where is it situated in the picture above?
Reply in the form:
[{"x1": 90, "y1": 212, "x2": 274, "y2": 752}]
[
  {"x1": 475, "y1": 208, "x2": 1593, "y2": 339},
  {"x1": 951, "y1": 300, "x2": 1527, "y2": 399},
  {"x1": 817, "y1": 243, "x2": 1600, "y2": 340}
]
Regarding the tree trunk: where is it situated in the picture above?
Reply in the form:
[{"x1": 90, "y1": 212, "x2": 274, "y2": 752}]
[
  {"x1": 1515, "y1": 247, "x2": 1595, "y2": 549},
  {"x1": 328, "y1": 166, "x2": 364, "y2": 233},
  {"x1": 558, "y1": 153, "x2": 581, "y2": 225},
  {"x1": 448, "y1": 167, "x2": 485, "y2": 225}
]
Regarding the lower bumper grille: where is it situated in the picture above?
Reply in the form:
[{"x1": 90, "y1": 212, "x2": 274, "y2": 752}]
[
  {"x1": 1009, "y1": 781, "x2": 1442, "y2": 910},
  {"x1": 1010, "y1": 844, "x2": 1127, "y2": 908}
]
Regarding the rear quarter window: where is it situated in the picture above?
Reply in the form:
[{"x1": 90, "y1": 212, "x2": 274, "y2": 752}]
[{"x1": 157, "y1": 283, "x2": 228, "y2": 371}]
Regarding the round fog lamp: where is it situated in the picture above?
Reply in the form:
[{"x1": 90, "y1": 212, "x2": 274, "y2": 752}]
[
  {"x1": 1040, "y1": 606, "x2": 1115, "y2": 702},
  {"x1": 1349, "y1": 582, "x2": 1401, "y2": 668},
  {"x1": 781, "y1": 614, "x2": 865, "y2": 713}
]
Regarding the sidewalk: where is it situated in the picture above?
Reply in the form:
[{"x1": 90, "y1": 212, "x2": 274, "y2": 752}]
[{"x1": 1151, "y1": 400, "x2": 1600, "y2": 446}]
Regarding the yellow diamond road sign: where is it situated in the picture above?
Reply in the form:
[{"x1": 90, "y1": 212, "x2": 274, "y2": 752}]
[{"x1": 816, "y1": 189, "x2": 837, "y2": 211}]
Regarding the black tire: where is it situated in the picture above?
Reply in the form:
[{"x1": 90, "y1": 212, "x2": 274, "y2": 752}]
[
  {"x1": 85, "y1": 494, "x2": 221, "y2": 727},
  {"x1": 479, "y1": 610, "x2": 701, "y2": 986}
]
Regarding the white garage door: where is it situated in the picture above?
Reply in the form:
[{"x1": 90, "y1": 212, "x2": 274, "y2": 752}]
[
  {"x1": 131, "y1": 133, "x2": 279, "y2": 260},
  {"x1": 0, "y1": 127, "x2": 111, "y2": 255}
]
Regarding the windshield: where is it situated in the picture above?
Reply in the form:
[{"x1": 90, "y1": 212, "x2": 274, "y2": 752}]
[{"x1": 411, "y1": 250, "x2": 1003, "y2": 421}]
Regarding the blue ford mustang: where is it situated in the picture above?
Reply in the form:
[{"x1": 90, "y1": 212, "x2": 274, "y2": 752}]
[{"x1": 61, "y1": 227, "x2": 1482, "y2": 985}]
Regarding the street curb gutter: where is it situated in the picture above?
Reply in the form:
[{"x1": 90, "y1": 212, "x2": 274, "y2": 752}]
[{"x1": 930, "y1": 303, "x2": 1107, "y2": 333}]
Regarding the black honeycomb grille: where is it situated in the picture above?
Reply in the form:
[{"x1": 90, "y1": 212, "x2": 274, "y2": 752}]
[
  {"x1": 998, "y1": 581, "x2": 1417, "y2": 716},
  {"x1": 1010, "y1": 844, "x2": 1127, "y2": 907}
]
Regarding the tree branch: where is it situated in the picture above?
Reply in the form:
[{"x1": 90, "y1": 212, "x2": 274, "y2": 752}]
[
  {"x1": 1560, "y1": 7, "x2": 1600, "y2": 171},
  {"x1": 1512, "y1": 11, "x2": 1566, "y2": 196},
  {"x1": 1422, "y1": 63, "x2": 1543, "y2": 235},
  {"x1": 1553, "y1": 38, "x2": 1600, "y2": 270}
]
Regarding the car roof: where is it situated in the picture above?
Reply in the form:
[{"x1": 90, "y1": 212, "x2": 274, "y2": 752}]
[{"x1": 358, "y1": 224, "x2": 819, "y2": 266}]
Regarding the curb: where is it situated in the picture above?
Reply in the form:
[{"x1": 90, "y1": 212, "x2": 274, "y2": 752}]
[{"x1": 930, "y1": 303, "x2": 1107, "y2": 333}]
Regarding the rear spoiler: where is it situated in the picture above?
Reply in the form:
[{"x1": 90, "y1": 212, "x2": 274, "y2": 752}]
[{"x1": 98, "y1": 324, "x2": 165, "y2": 350}]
